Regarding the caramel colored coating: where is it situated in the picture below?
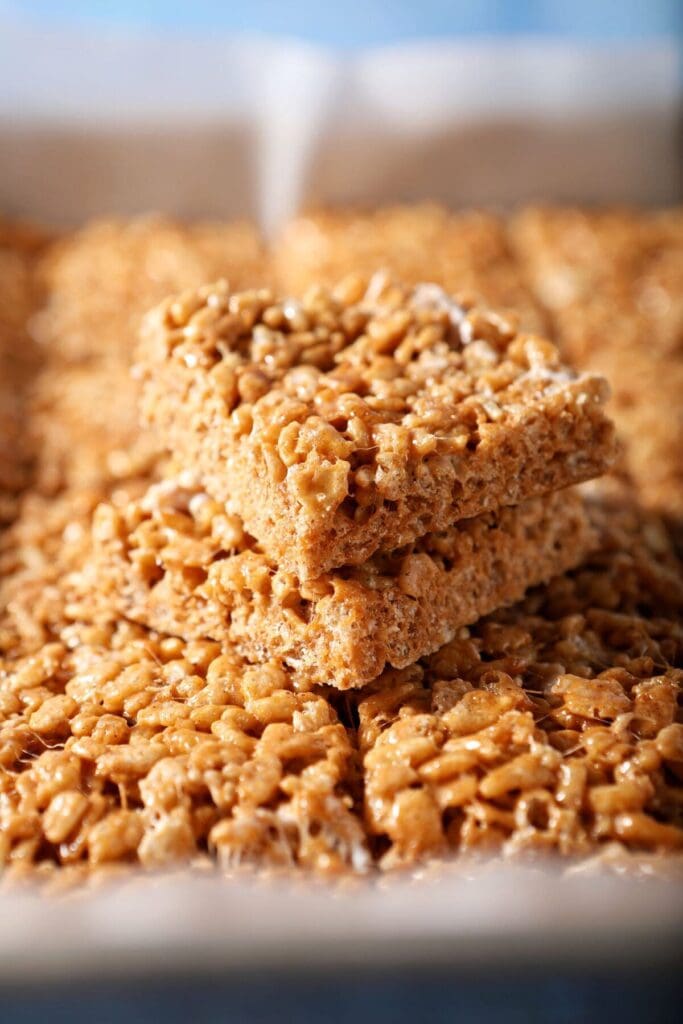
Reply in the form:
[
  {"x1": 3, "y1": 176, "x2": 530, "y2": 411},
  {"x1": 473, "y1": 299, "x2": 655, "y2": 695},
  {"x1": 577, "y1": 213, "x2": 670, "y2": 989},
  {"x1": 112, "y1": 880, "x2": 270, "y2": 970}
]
[
  {"x1": 138, "y1": 278, "x2": 615, "y2": 579},
  {"x1": 90, "y1": 477, "x2": 593, "y2": 690},
  {"x1": 0, "y1": 622, "x2": 368, "y2": 875}
]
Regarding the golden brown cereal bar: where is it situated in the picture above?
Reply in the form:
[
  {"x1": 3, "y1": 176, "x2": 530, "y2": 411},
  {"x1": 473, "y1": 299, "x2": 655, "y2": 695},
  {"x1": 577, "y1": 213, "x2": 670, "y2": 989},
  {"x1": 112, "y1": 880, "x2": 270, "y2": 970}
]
[
  {"x1": 33, "y1": 215, "x2": 270, "y2": 363},
  {"x1": 510, "y1": 206, "x2": 683, "y2": 512},
  {"x1": 355, "y1": 488, "x2": 683, "y2": 868},
  {"x1": 273, "y1": 204, "x2": 547, "y2": 334},
  {"x1": 90, "y1": 477, "x2": 594, "y2": 691},
  {"x1": 0, "y1": 221, "x2": 48, "y2": 524},
  {"x1": 27, "y1": 359, "x2": 159, "y2": 495},
  {"x1": 24, "y1": 216, "x2": 270, "y2": 498},
  {"x1": 138, "y1": 278, "x2": 615, "y2": 579},
  {"x1": 0, "y1": 621, "x2": 368, "y2": 875}
]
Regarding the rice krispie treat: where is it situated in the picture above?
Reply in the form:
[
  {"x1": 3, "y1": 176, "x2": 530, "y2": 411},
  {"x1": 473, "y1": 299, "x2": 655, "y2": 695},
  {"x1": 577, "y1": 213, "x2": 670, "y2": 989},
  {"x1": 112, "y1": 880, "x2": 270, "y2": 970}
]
[
  {"x1": 355, "y1": 490, "x2": 683, "y2": 868},
  {"x1": 138, "y1": 278, "x2": 615, "y2": 579},
  {"x1": 0, "y1": 221, "x2": 49, "y2": 523},
  {"x1": 25, "y1": 216, "x2": 270, "y2": 497},
  {"x1": 273, "y1": 205, "x2": 547, "y2": 334},
  {"x1": 90, "y1": 478, "x2": 593, "y2": 691},
  {"x1": 0, "y1": 621, "x2": 368, "y2": 876},
  {"x1": 27, "y1": 359, "x2": 159, "y2": 495},
  {"x1": 33, "y1": 216, "x2": 270, "y2": 363},
  {"x1": 510, "y1": 206, "x2": 683, "y2": 511},
  {"x1": 0, "y1": 480, "x2": 149, "y2": 660}
]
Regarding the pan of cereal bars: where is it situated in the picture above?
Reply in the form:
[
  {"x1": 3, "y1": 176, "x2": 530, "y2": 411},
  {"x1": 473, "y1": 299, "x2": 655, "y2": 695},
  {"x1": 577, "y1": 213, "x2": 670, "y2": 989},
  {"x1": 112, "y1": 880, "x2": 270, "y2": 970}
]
[{"x1": 0, "y1": 14, "x2": 682, "y2": 1008}]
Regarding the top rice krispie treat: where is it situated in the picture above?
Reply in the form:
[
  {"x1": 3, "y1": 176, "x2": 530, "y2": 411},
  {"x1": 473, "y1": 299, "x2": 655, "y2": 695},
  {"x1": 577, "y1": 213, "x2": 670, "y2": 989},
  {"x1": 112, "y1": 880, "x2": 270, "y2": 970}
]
[{"x1": 138, "y1": 277, "x2": 615, "y2": 579}]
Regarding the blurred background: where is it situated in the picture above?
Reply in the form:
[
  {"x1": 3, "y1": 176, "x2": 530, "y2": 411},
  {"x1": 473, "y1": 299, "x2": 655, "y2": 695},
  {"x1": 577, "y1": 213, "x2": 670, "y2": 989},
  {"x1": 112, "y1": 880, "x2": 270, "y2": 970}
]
[{"x1": 1, "y1": 0, "x2": 681, "y2": 227}]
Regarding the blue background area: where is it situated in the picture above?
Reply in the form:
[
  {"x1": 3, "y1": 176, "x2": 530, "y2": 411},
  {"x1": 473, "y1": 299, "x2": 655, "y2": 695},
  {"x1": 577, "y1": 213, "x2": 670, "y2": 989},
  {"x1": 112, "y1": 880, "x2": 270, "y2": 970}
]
[{"x1": 1, "y1": 0, "x2": 682, "y2": 45}]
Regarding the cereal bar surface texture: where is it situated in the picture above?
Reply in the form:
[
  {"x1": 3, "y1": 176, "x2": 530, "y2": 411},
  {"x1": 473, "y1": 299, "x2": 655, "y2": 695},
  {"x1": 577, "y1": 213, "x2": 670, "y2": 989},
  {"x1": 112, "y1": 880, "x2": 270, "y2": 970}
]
[
  {"x1": 138, "y1": 279, "x2": 615, "y2": 579},
  {"x1": 91, "y1": 479, "x2": 593, "y2": 690}
]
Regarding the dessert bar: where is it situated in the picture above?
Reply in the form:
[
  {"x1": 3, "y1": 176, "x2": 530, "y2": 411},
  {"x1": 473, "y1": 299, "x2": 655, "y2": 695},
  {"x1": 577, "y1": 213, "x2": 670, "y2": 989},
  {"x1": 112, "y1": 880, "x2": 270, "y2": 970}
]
[
  {"x1": 355, "y1": 488, "x2": 683, "y2": 867},
  {"x1": 274, "y1": 204, "x2": 547, "y2": 334},
  {"x1": 0, "y1": 620, "x2": 368, "y2": 876},
  {"x1": 92, "y1": 478, "x2": 593, "y2": 690},
  {"x1": 138, "y1": 278, "x2": 615, "y2": 578}
]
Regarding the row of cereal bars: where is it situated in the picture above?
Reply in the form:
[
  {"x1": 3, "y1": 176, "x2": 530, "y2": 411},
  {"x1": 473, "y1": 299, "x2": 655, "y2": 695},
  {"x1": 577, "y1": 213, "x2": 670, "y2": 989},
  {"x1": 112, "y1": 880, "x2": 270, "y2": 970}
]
[{"x1": 0, "y1": 204, "x2": 682, "y2": 884}]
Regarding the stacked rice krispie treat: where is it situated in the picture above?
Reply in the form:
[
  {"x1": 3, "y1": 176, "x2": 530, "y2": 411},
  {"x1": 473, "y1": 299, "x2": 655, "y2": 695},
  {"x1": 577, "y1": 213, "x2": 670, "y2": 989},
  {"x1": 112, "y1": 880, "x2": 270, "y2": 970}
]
[{"x1": 1, "y1": 204, "x2": 682, "y2": 884}]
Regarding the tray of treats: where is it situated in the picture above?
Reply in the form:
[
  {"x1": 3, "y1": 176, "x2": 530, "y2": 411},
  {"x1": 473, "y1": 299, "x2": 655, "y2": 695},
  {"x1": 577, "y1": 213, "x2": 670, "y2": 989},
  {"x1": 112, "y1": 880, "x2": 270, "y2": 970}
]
[
  {"x1": 1, "y1": 22, "x2": 682, "y2": 992},
  {"x1": 2, "y1": 205, "x2": 682, "y2": 887}
]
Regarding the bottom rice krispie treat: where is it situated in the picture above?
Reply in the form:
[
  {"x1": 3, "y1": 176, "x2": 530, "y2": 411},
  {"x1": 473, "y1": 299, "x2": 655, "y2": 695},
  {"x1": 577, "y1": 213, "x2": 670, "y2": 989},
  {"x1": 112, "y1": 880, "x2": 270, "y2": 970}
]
[
  {"x1": 0, "y1": 620, "x2": 368, "y2": 879},
  {"x1": 89, "y1": 478, "x2": 593, "y2": 691}
]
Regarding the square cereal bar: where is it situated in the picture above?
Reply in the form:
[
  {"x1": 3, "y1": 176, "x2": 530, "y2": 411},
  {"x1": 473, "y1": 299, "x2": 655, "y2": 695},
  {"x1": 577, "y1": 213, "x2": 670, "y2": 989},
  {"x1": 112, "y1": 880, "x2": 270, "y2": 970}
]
[
  {"x1": 510, "y1": 206, "x2": 683, "y2": 511},
  {"x1": 353, "y1": 487, "x2": 683, "y2": 868},
  {"x1": 34, "y1": 215, "x2": 270, "y2": 363},
  {"x1": 273, "y1": 204, "x2": 547, "y2": 333},
  {"x1": 138, "y1": 278, "x2": 615, "y2": 579},
  {"x1": 0, "y1": 620, "x2": 368, "y2": 875},
  {"x1": 90, "y1": 477, "x2": 594, "y2": 690}
]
